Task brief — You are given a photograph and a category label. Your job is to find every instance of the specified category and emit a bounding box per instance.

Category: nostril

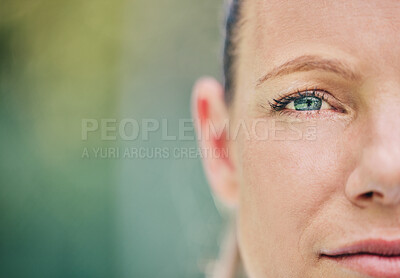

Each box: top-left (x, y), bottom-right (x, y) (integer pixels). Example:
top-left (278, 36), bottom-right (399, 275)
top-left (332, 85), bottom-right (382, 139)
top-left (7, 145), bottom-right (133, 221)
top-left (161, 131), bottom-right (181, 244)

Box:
top-left (360, 191), bottom-right (374, 199)
top-left (359, 191), bottom-right (385, 201)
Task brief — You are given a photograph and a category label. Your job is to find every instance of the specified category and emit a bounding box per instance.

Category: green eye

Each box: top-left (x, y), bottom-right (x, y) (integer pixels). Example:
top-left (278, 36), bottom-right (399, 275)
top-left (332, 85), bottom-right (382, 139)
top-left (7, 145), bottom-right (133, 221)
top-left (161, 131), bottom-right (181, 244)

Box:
top-left (270, 90), bottom-right (333, 112)
top-left (293, 96), bottom-right (322, 111)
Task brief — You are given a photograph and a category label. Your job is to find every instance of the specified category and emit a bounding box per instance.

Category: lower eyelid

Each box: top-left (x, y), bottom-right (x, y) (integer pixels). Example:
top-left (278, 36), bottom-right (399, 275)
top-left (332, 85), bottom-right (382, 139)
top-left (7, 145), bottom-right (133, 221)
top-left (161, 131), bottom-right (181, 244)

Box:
top-left (277, 109), bottom-right (341, 120)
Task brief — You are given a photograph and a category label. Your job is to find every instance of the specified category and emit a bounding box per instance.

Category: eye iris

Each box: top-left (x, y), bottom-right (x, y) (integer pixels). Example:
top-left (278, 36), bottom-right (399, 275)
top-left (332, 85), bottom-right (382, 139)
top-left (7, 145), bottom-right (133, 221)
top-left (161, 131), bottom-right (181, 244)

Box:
top-left (294, 96), bottom-right (322, 111)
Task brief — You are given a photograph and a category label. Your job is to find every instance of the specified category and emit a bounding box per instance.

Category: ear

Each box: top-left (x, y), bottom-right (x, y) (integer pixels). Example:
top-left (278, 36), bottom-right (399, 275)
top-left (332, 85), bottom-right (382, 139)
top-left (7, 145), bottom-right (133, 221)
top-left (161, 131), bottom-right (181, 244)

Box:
top-left (191, 77), bottom-right (238, 207)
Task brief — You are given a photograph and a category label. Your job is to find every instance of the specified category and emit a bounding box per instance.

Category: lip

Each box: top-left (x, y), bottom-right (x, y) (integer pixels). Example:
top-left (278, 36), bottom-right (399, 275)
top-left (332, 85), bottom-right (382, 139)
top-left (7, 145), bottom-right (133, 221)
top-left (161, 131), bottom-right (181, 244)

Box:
top-left (320, 239), bottom-right (400, 278)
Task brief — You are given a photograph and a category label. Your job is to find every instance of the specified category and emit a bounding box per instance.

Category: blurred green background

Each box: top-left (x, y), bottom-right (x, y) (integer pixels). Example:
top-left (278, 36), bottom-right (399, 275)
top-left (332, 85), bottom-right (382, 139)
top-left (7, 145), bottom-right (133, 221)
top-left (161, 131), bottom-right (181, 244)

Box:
top-left (0, 0), bottom-right (224, 277)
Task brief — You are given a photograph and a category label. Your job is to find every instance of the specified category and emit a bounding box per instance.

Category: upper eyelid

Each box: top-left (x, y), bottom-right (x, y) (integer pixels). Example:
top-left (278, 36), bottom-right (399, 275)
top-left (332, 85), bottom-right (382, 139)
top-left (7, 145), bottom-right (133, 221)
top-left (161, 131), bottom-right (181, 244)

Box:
top-left (289, 89), bottom-right (328, 99)
top-left (256, 55), bottom-right (362, 87)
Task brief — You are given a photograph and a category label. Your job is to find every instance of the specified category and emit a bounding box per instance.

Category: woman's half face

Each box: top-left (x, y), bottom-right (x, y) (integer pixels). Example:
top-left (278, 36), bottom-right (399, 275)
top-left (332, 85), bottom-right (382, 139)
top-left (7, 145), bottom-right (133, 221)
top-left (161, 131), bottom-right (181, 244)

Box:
top-left (194, 0), bottom-right (400, 277)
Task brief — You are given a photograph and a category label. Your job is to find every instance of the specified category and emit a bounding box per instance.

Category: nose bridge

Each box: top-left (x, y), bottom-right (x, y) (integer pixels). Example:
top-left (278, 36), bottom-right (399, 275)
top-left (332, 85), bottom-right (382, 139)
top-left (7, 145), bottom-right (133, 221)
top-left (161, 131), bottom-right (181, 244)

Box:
top-left (345, 89), bottom-right (400, 207)
top-left (364, 95), bottom-right (400, 184)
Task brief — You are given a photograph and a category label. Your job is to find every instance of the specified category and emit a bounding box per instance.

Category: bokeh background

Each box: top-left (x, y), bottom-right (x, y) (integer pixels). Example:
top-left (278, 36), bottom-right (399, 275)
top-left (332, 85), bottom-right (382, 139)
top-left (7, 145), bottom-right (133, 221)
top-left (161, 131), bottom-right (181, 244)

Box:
top-left (0, 0), bottom-right (226, 277)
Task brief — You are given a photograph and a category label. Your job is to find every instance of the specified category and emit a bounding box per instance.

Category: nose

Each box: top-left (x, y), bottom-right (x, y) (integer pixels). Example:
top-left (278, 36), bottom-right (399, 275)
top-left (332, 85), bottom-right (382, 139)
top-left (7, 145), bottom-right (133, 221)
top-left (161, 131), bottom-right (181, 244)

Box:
top-left (345, 100), bottom-right (400, 208)
top-left (346, 156), bottom-right (400, 207)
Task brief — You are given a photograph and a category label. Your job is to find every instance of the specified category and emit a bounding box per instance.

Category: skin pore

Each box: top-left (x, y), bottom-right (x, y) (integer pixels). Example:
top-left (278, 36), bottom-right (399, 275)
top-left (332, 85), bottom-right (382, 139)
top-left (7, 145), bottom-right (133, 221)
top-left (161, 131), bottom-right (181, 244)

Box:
top-left (192, 0), bottom-right (400, 277)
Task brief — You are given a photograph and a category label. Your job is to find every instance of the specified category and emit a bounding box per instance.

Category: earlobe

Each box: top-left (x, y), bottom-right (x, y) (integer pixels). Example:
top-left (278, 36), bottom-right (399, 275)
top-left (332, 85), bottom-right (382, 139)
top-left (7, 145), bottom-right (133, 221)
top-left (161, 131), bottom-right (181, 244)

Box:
top-left (192, 77), bottom-right (238, 207)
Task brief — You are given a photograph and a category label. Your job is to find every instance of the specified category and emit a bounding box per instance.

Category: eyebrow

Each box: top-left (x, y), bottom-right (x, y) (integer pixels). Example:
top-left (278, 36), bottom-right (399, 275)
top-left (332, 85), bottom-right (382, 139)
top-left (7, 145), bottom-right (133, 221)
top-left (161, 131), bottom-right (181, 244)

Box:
top-left (256, 55), bottom-right (361, 86)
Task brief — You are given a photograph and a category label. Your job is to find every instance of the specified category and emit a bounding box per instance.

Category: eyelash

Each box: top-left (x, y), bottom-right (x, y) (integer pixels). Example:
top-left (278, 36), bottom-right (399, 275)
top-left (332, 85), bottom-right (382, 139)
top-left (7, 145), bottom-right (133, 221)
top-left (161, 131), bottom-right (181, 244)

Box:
top-left (269, 88), bottom-right (330, 111)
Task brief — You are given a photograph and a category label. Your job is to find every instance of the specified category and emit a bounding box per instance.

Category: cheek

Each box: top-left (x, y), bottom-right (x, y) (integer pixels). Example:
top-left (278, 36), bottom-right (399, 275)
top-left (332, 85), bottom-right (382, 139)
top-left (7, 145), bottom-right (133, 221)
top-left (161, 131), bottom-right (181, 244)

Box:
top-left (237, 120), bottom-right (353, 277)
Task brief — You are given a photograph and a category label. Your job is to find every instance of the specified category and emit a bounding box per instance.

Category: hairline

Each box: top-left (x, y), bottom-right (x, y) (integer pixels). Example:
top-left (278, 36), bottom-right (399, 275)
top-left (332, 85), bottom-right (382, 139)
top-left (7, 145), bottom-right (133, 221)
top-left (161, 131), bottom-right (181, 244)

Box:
top-left (223, 0), bottom-right (242, 105)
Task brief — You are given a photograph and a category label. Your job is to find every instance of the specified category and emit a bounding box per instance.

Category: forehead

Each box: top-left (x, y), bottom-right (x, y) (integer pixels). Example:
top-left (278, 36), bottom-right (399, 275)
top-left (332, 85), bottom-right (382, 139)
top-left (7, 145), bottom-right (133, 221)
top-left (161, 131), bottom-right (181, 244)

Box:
top-left (239, 0), bottom-right (400, 85)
